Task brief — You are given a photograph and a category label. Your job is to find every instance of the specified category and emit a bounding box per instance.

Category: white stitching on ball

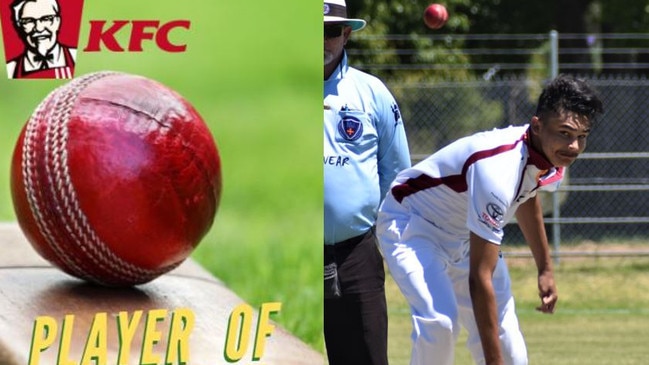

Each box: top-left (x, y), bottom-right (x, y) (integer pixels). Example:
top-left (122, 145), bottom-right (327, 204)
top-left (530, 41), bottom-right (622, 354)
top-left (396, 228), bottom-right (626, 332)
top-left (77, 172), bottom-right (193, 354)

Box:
top-left (23, 71), bottom-right (176, 285)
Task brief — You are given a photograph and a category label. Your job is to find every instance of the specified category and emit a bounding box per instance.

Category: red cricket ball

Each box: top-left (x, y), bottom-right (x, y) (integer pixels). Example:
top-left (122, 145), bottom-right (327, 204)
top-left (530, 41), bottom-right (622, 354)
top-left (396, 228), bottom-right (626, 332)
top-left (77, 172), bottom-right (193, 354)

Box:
top-left (10, 71), bottom-right (222, 286)
top-left (424, 3), bottom-right (448, 30)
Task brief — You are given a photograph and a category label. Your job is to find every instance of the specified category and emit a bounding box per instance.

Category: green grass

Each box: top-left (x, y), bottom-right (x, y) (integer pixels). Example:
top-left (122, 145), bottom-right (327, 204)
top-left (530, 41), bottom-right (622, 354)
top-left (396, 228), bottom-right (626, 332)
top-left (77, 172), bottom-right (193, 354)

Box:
top-left (0, 0), bottom-right (323, 353)
top-left (386, 250), bottom-right (649, 364)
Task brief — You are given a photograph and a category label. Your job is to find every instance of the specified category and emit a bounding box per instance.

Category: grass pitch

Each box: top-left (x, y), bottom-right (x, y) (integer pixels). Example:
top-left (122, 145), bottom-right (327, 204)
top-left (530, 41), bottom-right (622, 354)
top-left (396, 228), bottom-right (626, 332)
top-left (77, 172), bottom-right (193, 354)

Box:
top-left (386, 244), bottom-right (649, 364)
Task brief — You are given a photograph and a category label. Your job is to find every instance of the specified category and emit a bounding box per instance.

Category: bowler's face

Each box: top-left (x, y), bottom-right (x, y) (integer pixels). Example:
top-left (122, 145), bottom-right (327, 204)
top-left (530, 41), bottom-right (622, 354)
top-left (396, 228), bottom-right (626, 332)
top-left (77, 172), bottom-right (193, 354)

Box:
top-left (531, 111), bottom-right (591, 167)
top-left (18, 0), bottom-right (60, 55)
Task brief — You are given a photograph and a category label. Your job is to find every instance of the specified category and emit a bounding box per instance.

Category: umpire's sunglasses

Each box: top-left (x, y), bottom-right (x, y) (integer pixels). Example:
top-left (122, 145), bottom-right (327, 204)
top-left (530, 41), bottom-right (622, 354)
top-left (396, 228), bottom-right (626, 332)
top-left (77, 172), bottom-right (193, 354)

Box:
top-left (324, 25), bottom-right (344, 39)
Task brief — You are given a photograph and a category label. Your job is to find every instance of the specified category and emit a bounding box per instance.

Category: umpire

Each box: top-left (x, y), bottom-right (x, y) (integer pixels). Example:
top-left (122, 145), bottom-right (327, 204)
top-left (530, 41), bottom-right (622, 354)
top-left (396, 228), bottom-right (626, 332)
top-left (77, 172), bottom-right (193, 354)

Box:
top-left (324, 1), bottom-right (411, 363)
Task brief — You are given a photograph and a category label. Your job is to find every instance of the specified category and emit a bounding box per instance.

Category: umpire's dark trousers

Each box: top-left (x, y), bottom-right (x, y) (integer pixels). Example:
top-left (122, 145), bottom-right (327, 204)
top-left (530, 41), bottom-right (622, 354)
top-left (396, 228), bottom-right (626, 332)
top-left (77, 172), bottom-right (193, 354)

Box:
top-left (324, 228), bottom-right (388, 365)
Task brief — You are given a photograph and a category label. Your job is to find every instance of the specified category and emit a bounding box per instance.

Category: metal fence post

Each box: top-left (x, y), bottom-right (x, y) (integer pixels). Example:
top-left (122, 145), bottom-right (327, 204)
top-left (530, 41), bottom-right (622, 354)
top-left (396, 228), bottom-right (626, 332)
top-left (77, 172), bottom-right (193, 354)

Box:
top-left (350, 32), bottom-right (649, 260)
top-left (550, 30), bottom-right (559, 79)
top-left (549, 30), bottom-right (561, 264)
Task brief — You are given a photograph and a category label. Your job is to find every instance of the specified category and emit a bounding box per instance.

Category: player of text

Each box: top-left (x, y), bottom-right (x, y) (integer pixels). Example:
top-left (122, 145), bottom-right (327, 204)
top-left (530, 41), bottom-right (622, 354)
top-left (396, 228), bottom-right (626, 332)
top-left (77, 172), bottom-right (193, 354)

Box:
top-left (27, 303), bottom-right (282, 365)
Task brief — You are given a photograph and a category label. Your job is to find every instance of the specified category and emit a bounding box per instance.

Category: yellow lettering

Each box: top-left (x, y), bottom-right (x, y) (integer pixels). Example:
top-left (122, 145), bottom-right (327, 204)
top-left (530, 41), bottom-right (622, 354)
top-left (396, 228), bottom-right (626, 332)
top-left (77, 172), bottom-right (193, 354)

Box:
top-left (116, 310), bottom-right (143, 365)
top-left (140, 309), bottom-right (167, 365)
top-left (224, 304), bottom-right (254, 362)
top-left (28, 316), bottom-right (58, 365)
top-left (253, 302), bottom-right (282, 360)
top-left (57, 314), bottom-right (77, 365)
top-left (80, 312), bottom-right (107, 365)
top-left (28, 308), bottom-right (193, 365)
top-left (165, 308), bottom-right (194, 365)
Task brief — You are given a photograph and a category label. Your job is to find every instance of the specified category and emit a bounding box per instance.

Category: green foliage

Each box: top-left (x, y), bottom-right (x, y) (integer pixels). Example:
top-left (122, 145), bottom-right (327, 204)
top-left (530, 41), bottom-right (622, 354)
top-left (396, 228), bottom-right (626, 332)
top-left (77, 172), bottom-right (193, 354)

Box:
top-left (391, 82), bottom-right (503, 155)
top-left (347, 0), bottom-right (649, 81)
top-left (350, 0), bottom-right (649, 36)
top-left (347, 0), bottom-right (473, 82)
top-left (600, 0), bottom-right (649, 33)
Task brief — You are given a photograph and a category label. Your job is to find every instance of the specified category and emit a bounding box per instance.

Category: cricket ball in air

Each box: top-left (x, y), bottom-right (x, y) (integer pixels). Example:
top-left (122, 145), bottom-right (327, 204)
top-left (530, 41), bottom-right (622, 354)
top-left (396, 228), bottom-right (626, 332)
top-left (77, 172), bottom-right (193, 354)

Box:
top-left (10, 71), bottom-right (222, 286)
top-left (424, 3), bottom-right (448, 30)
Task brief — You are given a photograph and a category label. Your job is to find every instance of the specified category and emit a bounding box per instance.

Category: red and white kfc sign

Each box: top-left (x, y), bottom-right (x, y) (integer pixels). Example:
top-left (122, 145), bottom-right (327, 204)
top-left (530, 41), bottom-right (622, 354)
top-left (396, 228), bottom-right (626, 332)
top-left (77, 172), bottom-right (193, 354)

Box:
top-left (0, 0), bottom-right (190, 79)
top-left (84, 20), bottom-right (190, 52)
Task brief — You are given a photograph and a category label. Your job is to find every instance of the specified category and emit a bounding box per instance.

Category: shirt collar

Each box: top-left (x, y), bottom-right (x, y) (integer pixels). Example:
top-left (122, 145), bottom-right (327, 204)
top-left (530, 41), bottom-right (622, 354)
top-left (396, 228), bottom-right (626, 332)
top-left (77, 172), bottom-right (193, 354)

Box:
top-left (524, 127), bottom-right (556, 170)
top-left (326, 51), bottom-right (350, 83)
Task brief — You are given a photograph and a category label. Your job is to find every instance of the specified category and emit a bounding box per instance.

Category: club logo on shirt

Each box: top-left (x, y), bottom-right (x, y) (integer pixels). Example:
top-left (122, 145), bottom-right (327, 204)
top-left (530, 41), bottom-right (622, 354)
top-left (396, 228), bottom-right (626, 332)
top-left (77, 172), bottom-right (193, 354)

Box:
top-left (391, 103), bottom-right (401, 123)
top-left (337, 116), bottom-right (363, 141)
top-left (481, 202), bottom-right (504, 231)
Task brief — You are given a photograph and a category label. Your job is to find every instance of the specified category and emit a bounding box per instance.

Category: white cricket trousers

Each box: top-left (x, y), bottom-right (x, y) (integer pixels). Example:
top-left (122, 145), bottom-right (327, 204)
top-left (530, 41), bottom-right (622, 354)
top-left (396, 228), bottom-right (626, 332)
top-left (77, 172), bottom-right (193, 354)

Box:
top-left (377, 192), bottom-right (528, 365)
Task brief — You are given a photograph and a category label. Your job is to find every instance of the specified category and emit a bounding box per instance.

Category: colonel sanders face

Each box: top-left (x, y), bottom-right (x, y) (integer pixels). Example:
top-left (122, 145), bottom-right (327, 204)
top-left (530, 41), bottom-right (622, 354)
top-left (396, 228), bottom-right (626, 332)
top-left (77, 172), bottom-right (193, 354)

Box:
top-left (15, 0), bottom-right (61, 56)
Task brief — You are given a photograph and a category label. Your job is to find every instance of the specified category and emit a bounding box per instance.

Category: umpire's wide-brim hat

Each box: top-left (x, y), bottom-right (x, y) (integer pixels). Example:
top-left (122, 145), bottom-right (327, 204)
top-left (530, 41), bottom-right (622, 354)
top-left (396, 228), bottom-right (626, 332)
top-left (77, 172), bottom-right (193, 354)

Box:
top-left (324, 0), bottom-right (366, 31)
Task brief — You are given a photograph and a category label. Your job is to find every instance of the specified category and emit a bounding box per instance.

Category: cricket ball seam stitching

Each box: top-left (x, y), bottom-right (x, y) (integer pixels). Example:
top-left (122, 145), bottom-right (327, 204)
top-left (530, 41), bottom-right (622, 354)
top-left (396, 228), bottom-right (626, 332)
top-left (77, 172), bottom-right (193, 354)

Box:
top-left (52, 71), bottom-right (159, 283)
top-left (49, 72), bottom-right (125, 282)
top-left (23, 87), bottom-right (88, 279)
top-left (24, 71), bottom-right (164, 284)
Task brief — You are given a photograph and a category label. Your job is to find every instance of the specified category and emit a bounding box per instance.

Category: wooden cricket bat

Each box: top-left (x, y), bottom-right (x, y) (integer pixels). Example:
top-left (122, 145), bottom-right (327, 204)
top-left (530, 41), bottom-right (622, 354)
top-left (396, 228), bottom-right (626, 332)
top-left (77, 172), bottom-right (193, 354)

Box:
top-left (0, 222), bottom-right (323, 365)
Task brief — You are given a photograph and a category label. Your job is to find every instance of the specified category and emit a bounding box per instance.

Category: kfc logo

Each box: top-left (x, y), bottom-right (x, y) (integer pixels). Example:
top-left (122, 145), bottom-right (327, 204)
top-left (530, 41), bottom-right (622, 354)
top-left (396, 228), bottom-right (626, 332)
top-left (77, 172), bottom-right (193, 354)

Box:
top-left (84, 20), bottom-right (190, 52)
top-left (1, 0), bottom-right (82, 79)
top-left (1, 0), bottom-right (190, 80)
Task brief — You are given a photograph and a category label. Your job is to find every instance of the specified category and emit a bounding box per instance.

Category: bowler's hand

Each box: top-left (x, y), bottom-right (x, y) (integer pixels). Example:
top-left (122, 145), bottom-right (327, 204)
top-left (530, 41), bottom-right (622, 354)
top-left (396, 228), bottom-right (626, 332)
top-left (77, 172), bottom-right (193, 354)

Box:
top-left (535, 270), bottom-right (557, 313)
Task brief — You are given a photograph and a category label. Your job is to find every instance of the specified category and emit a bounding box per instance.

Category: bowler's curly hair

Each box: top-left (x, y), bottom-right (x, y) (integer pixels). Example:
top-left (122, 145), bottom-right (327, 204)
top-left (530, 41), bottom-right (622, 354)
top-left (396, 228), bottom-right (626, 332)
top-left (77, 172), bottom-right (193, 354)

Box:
top-left (535, 74), bottom-right (604, 123)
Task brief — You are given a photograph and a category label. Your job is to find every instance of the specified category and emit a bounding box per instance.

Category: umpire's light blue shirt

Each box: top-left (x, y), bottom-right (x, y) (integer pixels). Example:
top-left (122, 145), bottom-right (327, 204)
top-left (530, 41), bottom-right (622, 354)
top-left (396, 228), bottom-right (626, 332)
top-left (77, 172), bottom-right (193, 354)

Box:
top-left (324, 52), bottom-right (411, 245)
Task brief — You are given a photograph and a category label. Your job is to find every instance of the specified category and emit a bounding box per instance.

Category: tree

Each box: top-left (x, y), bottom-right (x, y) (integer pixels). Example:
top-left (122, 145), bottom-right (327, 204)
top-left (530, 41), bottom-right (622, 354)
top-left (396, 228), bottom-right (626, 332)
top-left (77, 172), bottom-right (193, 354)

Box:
top-left (346, 0), bottom-right (649, 78)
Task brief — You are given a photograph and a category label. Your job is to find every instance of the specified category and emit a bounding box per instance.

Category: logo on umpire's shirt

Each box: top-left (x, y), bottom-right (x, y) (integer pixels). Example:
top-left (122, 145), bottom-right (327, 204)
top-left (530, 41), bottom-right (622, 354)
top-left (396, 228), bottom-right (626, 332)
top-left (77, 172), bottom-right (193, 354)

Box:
top-left (391, 103), bottom-right (401, 123)
top-left (338, 116), bottom-right (363, 141)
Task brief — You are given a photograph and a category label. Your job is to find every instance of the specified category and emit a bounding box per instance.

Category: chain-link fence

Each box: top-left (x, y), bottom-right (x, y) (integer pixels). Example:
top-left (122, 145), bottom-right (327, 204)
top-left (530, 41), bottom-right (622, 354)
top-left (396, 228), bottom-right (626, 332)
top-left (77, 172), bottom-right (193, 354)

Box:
top-left (348, 32), bottom-right (649, 253)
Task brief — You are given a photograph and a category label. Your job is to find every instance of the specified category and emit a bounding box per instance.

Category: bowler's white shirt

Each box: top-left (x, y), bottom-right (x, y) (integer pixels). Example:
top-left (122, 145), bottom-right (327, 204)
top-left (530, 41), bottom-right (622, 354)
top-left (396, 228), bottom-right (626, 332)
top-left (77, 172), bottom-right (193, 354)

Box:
top-left (388, 124), bottom-right (563, 245)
